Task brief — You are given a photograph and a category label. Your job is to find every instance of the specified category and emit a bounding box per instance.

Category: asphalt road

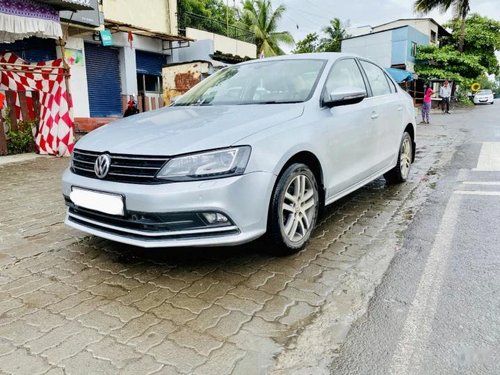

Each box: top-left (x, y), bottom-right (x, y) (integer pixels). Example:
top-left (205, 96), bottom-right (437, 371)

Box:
top-left (329, 101), bottom-right (500, 375)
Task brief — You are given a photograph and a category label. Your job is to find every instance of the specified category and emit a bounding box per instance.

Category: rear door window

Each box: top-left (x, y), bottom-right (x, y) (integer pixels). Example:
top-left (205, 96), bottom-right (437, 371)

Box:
top-left (360, 61), bottom-right (392, 96)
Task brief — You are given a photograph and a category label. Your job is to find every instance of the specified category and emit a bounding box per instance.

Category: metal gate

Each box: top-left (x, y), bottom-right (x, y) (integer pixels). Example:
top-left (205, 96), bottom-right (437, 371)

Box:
top-left (84, 43), bottom-right (121, 117)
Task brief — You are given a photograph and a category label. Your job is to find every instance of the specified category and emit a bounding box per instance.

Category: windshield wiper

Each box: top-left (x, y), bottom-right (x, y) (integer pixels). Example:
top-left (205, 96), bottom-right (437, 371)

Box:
top-left (253, 100), bottom-right (303, 104)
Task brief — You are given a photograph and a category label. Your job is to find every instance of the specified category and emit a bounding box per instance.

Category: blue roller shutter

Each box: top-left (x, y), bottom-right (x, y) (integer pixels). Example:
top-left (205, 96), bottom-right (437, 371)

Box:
top-left (84, 43), bottom-right (121, 117)
top-left (136, 50), bottom-right (166, 76)
top-left (0, 37), bottom-right (56, 62)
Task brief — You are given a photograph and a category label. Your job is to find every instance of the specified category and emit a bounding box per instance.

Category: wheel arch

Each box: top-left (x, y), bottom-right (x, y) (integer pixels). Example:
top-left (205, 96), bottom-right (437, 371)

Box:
top-left (276, 151), bottom-right (325, 208)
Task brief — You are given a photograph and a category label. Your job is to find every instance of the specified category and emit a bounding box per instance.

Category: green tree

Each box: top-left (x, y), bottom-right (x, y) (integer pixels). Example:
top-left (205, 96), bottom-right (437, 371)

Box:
top-left (318, 18), bottom-right (349, 52)
top-left (474, 75), bottom-right (493, 90)
top-left (415, 13), bottom-right (500, 94)
top-left (177, 0), bottom-right (237, 36)
top-left (414, 0), bottom-right (470, 52)
top-left (292, 32), bottom-right (320, 54)
top-left (239, 0), bottom-right (294, 56)
top-left (415, 44), bottom-right (485, 86)
top-left (445, 14), bottom-right (500, 75)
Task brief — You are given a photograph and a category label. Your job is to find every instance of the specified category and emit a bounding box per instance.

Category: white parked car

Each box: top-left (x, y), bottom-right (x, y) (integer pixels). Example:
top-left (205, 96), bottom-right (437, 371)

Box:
top-left (63, 53), bottom-right (416, 255)
top-left (473, 89), bottom-right (494, 105)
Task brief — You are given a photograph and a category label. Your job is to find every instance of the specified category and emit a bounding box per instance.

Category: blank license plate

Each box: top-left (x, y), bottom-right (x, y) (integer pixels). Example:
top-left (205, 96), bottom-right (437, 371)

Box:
top-left (70, 187), bottom-right (124, 216)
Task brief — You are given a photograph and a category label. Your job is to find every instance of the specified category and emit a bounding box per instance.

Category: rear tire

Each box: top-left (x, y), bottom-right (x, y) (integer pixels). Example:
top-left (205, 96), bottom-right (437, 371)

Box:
top-left (266, 163), bottom-right (319, 256)
top-left (384, 131), bottom-right (413, 184)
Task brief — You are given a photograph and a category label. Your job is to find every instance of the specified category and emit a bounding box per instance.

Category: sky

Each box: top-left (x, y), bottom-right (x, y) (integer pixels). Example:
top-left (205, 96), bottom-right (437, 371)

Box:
top-left (277, 0), bottom-right (500, 49)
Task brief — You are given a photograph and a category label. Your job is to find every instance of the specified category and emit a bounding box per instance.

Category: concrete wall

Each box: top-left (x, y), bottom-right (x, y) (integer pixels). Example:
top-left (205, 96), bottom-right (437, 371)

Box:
top-left (373, 20), bottom-right (439, 45)
top-left (391, 28), bottom-right (408, 66)
top-left (342, 25), bottom-right (429, 72)
top-left (186, 28), bottom-right (256, 58)
top-left (341, 30), bottom-right (392, 68)
top-left (162, 61), bottom-right (214, 105)
top-left (103, 0), bottom-right (177, 35)
top-left (405, 26), bottom-right (429, 64)
top-left (59, 37), bottom-right (90, 117)
top-left (178, 40), bottom-right (214, 62)
top-left (390, 26), bottom-right (429, 69)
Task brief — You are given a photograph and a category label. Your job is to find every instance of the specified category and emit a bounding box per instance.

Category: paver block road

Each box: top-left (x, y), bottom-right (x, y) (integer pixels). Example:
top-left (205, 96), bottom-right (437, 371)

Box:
top-left (0, 119), bottom-right (463, 374)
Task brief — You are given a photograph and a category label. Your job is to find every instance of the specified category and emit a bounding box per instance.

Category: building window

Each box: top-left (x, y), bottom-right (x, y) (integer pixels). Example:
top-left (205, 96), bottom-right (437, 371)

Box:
top-left (411, 42), bottom-right (417, 57)
top-left (137, 74), bottom-right (162, 93)
top-left (431, 30), bottom-right (437, 43)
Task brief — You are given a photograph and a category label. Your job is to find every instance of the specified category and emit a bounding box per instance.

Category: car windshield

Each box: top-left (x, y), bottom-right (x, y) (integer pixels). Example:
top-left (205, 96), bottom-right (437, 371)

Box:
top-left (477, 90), bottom-right (492, 95)
top-left (174, 59), bottom-right (326, 106)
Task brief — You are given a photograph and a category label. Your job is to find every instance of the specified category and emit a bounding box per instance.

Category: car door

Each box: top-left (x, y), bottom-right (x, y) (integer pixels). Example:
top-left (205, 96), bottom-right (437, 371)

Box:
top-left (359, 60), bottom-right (403, 170)
top-left (319, 58), bottom-right (380, 199)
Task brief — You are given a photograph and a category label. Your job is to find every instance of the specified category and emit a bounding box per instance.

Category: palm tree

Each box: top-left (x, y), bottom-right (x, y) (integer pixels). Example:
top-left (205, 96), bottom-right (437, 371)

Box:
top-left (414, 0), bottom-right (470, 52)
top-left (239, 0), bottom-right (294, 56)
top-left (319, 18), bottom-right (349, 52)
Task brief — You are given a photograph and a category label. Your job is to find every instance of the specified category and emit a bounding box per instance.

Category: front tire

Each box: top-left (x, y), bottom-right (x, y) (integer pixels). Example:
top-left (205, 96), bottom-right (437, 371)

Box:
top-left (267, 163), bottom-right (319, 256)
top-left (384, 131), bottom-right (413, 184)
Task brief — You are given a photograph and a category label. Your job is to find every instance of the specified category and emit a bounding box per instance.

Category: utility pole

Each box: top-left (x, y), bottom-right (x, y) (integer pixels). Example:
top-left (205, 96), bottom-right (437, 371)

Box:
top-left (226, 0), bottom-right (229, 36)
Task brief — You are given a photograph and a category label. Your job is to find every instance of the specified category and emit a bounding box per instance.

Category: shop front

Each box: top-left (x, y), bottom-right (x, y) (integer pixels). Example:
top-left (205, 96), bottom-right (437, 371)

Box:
top-left (0, 0), bottom-right (92, 156)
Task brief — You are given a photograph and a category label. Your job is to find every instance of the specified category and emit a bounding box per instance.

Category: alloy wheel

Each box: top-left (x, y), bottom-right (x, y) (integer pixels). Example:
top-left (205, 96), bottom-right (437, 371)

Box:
top-left (281, 174), bottom-right (316, 242)
top-left (400, 136), bottom-right (412, 179)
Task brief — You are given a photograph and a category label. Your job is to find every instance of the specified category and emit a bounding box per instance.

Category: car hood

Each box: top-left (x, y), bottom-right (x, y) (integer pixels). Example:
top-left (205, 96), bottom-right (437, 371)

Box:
top-left (76, 104), bottom-right (304, 155)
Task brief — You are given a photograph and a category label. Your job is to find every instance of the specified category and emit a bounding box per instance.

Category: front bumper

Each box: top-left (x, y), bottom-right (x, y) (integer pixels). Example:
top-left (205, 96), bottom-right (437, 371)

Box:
top-left (62, 169), bottom-right (276, 247)
top-left (474, 97), bottom-right (493, 104)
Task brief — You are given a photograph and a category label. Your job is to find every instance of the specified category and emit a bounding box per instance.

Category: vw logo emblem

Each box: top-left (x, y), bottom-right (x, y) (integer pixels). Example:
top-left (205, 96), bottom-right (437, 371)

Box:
top-left (94, 154), bottom-right (111, 179)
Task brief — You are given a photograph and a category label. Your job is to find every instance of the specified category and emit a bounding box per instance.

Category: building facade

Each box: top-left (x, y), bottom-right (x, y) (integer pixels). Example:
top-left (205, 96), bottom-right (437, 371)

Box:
top-left (2, 0), bottom-right (256, 132)
top-left (342, 18), bottom-right (449, 73)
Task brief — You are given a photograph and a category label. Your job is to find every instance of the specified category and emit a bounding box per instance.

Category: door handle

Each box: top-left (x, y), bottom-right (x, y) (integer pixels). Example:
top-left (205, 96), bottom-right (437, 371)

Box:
top-left (371, 112), bottom-right (379, 119)
top-left (397, 106), bottom-right (403, 111)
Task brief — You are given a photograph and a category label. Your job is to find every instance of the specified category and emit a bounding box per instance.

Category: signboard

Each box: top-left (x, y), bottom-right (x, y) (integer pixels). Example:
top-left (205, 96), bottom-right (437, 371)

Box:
top-left (100, 30), bottom-right (113, 47)
top-left (60, 0), bottom-right (101, 27)
top-left (64, 48), bottom-right (84, 66)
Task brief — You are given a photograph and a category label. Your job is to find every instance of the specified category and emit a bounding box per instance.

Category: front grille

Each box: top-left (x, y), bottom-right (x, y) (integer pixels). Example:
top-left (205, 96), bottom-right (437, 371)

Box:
top-left (71, 149), bottom-right (169, 184)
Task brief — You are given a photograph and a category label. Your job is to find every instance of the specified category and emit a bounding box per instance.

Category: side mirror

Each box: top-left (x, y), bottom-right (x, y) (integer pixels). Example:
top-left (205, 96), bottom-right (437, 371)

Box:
top-left (323, 87), bottom-right (366, 108)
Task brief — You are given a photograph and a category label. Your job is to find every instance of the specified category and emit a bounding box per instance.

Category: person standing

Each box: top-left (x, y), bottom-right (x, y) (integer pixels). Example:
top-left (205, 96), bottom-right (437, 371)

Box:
top-left (422, 85), bottom-right (433, 124)
top-left (123, 95), bottom-right (139, 117)
top-left (439, 80), bottom-right (451, 113)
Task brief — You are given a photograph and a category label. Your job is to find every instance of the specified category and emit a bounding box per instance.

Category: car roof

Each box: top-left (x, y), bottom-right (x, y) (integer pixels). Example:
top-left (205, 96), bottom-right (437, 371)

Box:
top-left (239, 52), bottom-right (363, 66)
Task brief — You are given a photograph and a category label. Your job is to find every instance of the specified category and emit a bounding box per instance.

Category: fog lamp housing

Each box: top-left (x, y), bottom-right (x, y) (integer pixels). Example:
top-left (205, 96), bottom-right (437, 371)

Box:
top-left (200, 212), bottom-right (231, 226)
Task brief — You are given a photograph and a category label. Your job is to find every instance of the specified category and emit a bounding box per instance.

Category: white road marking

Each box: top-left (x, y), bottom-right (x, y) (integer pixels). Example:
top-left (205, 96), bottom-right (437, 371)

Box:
top-left (389, 194), bottom-right (462, 375)
top-left (474, 142), bottom-right (500, 171)
top-left (454, 190), bottom-right (500, 196)
top-left (462, 181), bottom-right (500, 186)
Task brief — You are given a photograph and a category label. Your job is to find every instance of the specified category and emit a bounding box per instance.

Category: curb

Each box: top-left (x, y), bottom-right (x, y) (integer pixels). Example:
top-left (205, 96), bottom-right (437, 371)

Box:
top-left (0, 153), bottom-right (47, 166)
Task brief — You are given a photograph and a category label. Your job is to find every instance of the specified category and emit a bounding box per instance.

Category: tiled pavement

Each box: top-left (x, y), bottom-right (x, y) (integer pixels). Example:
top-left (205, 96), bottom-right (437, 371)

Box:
top-left (0, 120), bottom-right (464, 375)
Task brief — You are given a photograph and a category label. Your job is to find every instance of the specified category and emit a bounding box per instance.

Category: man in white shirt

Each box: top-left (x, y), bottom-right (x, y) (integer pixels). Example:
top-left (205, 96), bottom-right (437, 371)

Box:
top-left (439, 80), bottom-right (452, 113)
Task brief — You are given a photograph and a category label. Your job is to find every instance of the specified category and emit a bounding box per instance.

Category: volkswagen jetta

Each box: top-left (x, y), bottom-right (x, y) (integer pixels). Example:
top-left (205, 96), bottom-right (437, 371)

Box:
top-left (62, 53), bottom-right (416, 255)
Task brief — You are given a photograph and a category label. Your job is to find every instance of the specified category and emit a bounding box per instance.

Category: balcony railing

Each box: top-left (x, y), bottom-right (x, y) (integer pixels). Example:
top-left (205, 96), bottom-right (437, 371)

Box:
top-left (178, 11), bottom-right (255, 44)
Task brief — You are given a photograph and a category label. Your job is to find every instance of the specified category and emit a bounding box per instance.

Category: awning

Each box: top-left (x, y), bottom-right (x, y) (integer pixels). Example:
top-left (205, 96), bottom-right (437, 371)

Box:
top-left (105, 19), bottom-right (193, 43)
top-left (385, 68), bottom-right (414, 83)
top-left (36, 0), bottom-right (94, 11)
top-left (0, 0), bottom-right (63, 43)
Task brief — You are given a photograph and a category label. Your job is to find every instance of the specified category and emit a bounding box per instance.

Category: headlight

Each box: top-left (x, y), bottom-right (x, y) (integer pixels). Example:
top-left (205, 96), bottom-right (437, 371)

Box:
top-left (156, 146), bottom-right (251, 181)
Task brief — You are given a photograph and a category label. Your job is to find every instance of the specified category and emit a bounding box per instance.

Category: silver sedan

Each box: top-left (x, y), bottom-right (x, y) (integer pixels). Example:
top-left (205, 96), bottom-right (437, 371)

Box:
top-left (62, 53), bottom-right (416, 255)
